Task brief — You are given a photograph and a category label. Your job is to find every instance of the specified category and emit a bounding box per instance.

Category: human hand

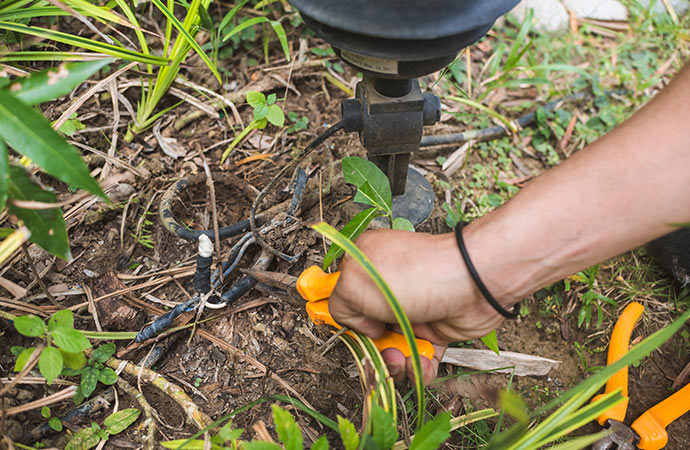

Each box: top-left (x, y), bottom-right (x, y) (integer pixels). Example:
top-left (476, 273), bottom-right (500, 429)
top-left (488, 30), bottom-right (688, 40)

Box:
top-left (328, 228), bottom-right (505, 385)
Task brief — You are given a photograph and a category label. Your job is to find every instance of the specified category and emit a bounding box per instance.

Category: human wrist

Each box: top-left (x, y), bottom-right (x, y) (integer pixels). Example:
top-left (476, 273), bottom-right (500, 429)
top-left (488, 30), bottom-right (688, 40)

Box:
top-left (456, 221), bottom-right (524, 311)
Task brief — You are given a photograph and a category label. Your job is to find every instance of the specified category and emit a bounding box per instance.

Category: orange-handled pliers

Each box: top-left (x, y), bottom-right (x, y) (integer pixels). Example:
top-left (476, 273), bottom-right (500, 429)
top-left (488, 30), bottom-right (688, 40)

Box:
top-left (592, 302), bottom-right (690, 450)
top-left (246, 266), bottom-right (435, 359)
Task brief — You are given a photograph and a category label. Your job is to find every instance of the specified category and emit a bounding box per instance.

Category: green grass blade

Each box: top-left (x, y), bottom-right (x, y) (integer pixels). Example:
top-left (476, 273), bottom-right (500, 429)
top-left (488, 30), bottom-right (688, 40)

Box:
top-left (222, 16), bottom-right (269, 42)
top-left (0, 90), bottom-right (106, 199)
top-left (0, 7), bottom-right (70, 20)
top-left (217, 0), bottom-right (250, 33)
top-left (504, 8), bottom-right (533, 72)
top-left (530, 391), bottom-right (623, 448)
top-left (0, 21), bottom-right (168, 65)
top-left (445, 95), bottom-right (517, 132)
top-left (0, 51), bottom-right (111, 62)
top-left (62, 0), bottom-right (129, 26)
top-left (8, 58), bottom-right (113, 105)
top-left (311, 222), bottom-right (426, 431)
top-left (150, 0), bottom-right (220, 84)
top-left (113, 0), bottom-right (150, 72)
top-left (269, 19), bottom-right (290, 61)
top-left (540, 431), bottom-right (609, 450)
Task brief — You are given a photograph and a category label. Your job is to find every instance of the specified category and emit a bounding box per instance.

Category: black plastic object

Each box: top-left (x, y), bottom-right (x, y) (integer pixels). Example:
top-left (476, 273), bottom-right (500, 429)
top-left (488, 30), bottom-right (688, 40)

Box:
top-left (649, 228), bottom-right (690, 288)
top-left (288, 0), bottom-right (519, 78)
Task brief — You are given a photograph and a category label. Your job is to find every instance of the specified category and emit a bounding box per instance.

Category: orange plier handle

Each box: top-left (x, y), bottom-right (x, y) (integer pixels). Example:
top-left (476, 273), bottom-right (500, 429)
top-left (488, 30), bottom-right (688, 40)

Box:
top-left (592, 302), bottom-right (645, 425)
top-left (297, 266), bottom-right (436, 360)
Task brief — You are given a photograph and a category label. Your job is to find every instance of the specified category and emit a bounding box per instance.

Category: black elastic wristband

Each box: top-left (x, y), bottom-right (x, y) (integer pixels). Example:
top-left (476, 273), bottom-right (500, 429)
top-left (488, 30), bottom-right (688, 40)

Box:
top-left (454, 222), bottom-right (519, 319)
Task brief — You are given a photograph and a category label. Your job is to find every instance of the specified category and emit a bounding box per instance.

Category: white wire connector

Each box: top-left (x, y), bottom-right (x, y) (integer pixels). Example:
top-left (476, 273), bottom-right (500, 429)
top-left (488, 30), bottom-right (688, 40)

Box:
top-left (198, 234), bottom-right (214, 258)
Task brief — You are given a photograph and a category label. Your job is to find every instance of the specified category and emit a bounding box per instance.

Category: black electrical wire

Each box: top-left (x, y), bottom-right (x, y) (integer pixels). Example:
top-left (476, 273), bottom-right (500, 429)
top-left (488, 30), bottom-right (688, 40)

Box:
top-left (249, 120), bottom-right (345, 262)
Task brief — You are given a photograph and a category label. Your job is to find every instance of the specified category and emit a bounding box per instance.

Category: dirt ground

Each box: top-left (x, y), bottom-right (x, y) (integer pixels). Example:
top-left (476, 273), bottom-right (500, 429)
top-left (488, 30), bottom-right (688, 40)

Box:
top-left (2, 35), bottom-right (690, 449)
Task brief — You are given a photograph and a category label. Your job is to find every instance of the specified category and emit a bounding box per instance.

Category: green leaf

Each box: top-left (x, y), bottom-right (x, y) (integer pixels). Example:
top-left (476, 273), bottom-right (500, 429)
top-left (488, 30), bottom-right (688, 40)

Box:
top-left (0, 139), bottom-right (7, 212)
top-left (266, 104), bottom-right (284, 127)
top-left (61, 350), bottom-right (87, 370)
top-left (356, 181), bottom-right (385, 211)
top-left (311, 436), bottom-right (329, 450)
top-left (341, 157), bottom-right (392, 214)
top-left (480, 330), bottom-right (500, 356)
top-left (41, 406), bottom-right (51, 419)
top-left (51, 327), bottom-right (91, 353)
top-left (48, 309), bottom-right (74, 331)
top-left (14, 347), bottom-right (36, 372)
top-left (409, 412), bottom-right (451, 450)
top-left (65, 426), bottom-right (101, 450)
top-left (371, 403), bottom-right (398, 449)
top-left (10, 346), bottom-right (25, 357)
top-left (338, 416), bottom-right (359, 450)
top-left (39, 346), bottom-right (63, 384)
top-left (4, 59), bottom-right (113, 106)
top-left (253, 103), bottom-right (268, 120)
top-left (323, 207), bottom-right (380, 270)
top-left (266, 93), bottom-right (276, 105)
top-left (49, 417), bottom-right (63, 432)
top-left (246, 91), bottom-right (266, 108)
top-left (255, 118), bottom-right (268, 129)
top-left (241, 442), bottom-right (282, 450)
top-left (272, 405), bottom-right (303, 450)
top-left (80, 366), bottom-right (100, 397)
top-left (92, 343), bottom-right (116, 363)
top-left (7, 166), bottom-right (70, 259)
top-left (14, 314), bottom-right (46, 337)
top-left (98, 367), bottom-right (118, 385)
top-left (392, 217), bottom-right (414, 232)
top-left (104, 408), bottom-right (141, 435)
top-left (0, 92), bottom-right (105, 198)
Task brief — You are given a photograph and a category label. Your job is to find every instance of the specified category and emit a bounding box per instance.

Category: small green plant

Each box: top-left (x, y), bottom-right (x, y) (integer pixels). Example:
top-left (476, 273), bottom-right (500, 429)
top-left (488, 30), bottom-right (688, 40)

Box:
top-left (65, 343), bottom-right (119, 403)
top-left (132, 209), bottom-right (156, 249)
top-left (322, 157), bottom-right (414, 270)
top-left (571, 265), bottom-right (617, 329)
top-left (286, 111), bottom-right (309, 134)
top-left (13, 310), bottom-right (91, 384)
top-left (221, 91), bottom-right (285, 163)
top-left (12, 310), bottom-right (118, 400)
top-left (65, 408), bottom-right (141, 450)
top-left (41, 406), bottom-right (63, 432)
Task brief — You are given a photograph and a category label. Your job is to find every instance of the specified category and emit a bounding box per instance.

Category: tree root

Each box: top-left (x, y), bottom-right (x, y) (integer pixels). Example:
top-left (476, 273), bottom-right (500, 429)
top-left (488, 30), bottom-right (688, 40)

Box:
top-left (104, 356), bottom-right (212, 430)
top-left (116, 377), bottom-right (156, 450)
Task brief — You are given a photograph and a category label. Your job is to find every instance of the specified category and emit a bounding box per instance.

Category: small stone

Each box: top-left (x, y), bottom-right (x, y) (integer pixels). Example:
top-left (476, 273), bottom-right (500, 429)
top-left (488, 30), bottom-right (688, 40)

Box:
top-left (637, 0), bottom-right (690, 16)
top-left (510, 0), bottom-right (570, 33)
top-left (4, 418), bottom-right (23, 441)
top-left (564, 0), bottom-right (628, 21)
top-left (109, 183), bottom-right (136, 202)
